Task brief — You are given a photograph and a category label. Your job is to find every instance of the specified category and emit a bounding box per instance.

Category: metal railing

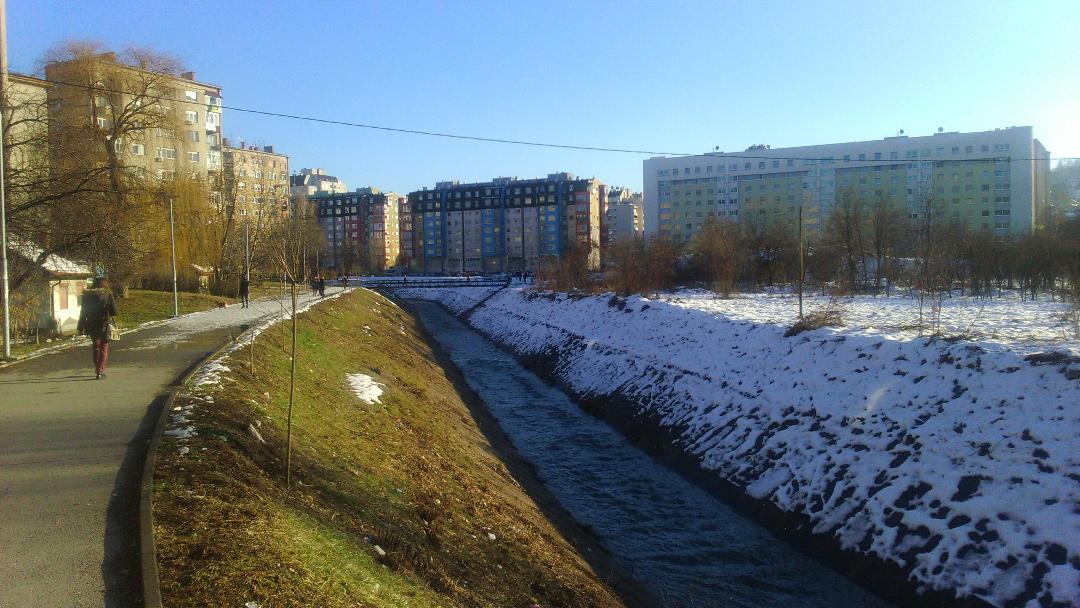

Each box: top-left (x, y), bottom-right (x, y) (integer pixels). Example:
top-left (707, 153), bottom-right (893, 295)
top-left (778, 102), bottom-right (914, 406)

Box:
top-left (360, 277), bottom-right (511, 289)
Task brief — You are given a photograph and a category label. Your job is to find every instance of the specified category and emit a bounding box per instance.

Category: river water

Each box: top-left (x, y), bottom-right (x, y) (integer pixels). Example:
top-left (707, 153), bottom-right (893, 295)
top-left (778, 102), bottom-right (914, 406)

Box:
top-left (413, 302), bottom-right (889, 608)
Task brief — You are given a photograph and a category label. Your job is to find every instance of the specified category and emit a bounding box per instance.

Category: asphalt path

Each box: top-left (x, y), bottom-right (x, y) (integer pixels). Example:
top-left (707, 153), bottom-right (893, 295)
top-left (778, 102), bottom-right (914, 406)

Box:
top-left (0, 292), bottom-right (325, 608)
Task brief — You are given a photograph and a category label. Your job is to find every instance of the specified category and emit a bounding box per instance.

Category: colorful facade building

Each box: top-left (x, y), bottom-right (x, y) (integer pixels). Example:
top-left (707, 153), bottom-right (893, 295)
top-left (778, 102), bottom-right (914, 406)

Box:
top-left (312, 188), bottom-right (400, 274)
top-left (397, 197), bottom-right (414, 269)
top-left (643, 127), bottom-right (1051, 243)
top-left (407, 173), bottom-right (603, 274)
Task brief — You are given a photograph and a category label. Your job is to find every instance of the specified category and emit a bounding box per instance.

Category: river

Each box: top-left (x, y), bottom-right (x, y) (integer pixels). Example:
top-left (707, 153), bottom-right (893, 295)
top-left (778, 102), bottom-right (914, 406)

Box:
top-left (413, 301), bottom-right (890, 608)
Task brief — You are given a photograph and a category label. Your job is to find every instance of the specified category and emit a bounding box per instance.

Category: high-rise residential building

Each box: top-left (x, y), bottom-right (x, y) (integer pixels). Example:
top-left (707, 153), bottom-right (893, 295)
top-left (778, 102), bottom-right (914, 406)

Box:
top-left (607, 197), bottom-right (645, 243)
top-left (397, 197), bottom-right (414, 269)
top-left (312, 188), bottom-right (400, 273)
top-left (45, 55), bottom-right (224, 187)
top-left (604, 188), bottom-right (644, 243)
top-left (223, 141), bottom-right (290, 220)
top-left (643, 127), bottom-right (1051, 243)
top-left (8, 74), bottom-right (50, 177)
top-left (407, 173), bottom-right (604, 275)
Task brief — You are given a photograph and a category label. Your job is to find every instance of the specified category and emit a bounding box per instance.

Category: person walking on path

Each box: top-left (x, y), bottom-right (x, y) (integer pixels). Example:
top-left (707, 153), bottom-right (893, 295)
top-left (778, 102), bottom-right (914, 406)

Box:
top-left (239, 276), bottom-right (250, 308)
top-left (76, 277), bottom-right (118, 380)
top-left (318, 275), bottom-right (326, 297)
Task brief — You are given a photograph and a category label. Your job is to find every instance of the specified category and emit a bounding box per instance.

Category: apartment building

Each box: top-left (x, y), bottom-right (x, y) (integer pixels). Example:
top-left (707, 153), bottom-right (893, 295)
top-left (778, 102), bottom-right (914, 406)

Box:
top-left (643, 127), bottom-right (1051, 243)
top-left (7, 74), bottom-right (50, 187)
top-left (407, 173), bottom-right (604, 274)
top-left (290, 167), bottom-right (349, 198)
top-left (605, 188), bottom-right (644, 242)
top-left (607, 198), bottom-right (644, 242)
top-left (397, 197), bottom-right (414, 269)
top-left (45, 55), bottom-right (224, 186)
top-left (223, 141), bottom-right (290, 219)
top-left (312, 188), bottom-right (400, 273)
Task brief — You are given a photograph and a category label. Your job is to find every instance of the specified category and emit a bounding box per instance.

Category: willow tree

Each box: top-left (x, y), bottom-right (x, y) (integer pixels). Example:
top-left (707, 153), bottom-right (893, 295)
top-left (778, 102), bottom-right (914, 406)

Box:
top-left (42, 41), bottom-right (189, 285)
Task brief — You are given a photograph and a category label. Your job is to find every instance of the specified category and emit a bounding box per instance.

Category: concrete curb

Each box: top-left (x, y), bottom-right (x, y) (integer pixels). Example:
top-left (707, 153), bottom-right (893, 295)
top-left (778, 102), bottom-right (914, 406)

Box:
top-left (138, 334), bottom-right (242, 608)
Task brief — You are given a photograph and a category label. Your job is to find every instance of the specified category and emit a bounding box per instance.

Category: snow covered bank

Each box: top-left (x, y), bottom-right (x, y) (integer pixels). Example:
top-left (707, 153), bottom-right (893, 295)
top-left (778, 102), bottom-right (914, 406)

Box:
top-left (408, 287), bottom-right (1079, 608)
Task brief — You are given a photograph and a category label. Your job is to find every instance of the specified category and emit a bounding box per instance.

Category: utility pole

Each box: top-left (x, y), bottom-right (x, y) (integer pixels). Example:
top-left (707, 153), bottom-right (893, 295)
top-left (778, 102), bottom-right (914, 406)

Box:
top-left (168, 197), bottom-right (179, 317)
top-left (244, 221), bottom-right (250, 281)
top-left (460, 208), bottom-right (465, 276)
top-left (798, 205), bottom-right (804, 319)
top-left (0, 0), bottom-right (11, 359)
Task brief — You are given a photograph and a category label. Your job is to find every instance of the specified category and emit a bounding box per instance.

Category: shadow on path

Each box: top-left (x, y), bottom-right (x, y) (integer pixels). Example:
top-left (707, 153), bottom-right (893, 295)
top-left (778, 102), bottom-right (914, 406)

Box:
top-left (101, 393), bottom-right (170, 608)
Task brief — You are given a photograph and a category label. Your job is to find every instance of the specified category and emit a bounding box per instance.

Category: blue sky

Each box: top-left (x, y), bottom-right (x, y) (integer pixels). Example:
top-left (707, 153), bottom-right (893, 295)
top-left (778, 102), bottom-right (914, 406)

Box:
top-left (10, 0), bottom-right (1079, 194)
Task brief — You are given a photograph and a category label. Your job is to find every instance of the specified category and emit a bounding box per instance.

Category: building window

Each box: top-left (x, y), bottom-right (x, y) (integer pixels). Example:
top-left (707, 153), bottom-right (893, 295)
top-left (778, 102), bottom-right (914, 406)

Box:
top-left (156, 147), bottom-right (177, 160)
top-left (187, 151), bottom-right (199, 163)
top-left (129, 143), bottom-right (145, 156)
top-left (184, 90), bottom-right (197, 101)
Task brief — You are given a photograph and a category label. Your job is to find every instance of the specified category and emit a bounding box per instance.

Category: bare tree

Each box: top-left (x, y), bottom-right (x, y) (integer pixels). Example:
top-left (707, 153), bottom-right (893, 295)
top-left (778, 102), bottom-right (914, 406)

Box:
top-left (867, 193), bottom-right (907, 294)
top-left (824, 188), bottom-right (868, 294)
top-left (690, 218), bottom-right (745, 297)
top-left (42, 42), bottom-right (190, 285)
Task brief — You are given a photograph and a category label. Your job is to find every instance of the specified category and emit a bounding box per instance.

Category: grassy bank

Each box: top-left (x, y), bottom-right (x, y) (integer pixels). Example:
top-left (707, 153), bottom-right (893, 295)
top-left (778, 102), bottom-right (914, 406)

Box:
top-left (152, 289), bottom-right (628, 608)
top-left (115, 289), bottom-right (237, 327)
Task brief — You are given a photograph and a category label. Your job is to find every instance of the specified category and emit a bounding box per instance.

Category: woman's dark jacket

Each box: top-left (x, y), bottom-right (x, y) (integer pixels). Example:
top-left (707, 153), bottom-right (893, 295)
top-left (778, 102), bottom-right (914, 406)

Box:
top-left (77, 288), bottom-right (118, 341)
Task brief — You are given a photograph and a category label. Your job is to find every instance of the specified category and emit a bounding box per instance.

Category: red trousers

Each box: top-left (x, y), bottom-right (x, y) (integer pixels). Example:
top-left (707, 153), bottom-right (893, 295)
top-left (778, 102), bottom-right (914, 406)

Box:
top-left (92, 337), bottom-right (110, 375)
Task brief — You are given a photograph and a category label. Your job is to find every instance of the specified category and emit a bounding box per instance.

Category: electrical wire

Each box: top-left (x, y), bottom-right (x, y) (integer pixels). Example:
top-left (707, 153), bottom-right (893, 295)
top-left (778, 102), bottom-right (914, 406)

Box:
top-left (35, 75), bottom-right (1080, 163)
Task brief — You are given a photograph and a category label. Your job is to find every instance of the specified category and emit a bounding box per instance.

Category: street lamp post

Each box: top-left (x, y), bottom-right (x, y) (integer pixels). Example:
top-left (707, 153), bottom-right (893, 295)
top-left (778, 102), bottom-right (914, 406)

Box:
top-left (168, 197), bottom-right (179, 317)
top-left (0, 0), bottom-right (11, 359)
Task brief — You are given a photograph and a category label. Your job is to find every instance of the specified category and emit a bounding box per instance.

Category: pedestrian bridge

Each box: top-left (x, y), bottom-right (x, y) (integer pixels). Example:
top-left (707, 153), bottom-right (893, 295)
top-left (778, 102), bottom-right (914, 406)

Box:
top-left (358, 277), bottom-right (512, 289)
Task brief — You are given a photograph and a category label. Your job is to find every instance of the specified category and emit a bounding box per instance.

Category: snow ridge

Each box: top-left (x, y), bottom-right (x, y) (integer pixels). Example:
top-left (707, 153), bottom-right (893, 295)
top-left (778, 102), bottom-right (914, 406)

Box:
top-left (408, 287), bottom-right (1079, 608)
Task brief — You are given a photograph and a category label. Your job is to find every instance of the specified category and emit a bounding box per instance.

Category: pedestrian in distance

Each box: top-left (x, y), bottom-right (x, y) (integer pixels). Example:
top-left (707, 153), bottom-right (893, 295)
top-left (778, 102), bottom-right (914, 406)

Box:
top-left (310, 276), bottom-right (318, 297)
top-left (77, 276), bottom-right (119, 380)
top-left (340, 275), bottom-right (348, 291)
top-left (403, 273), bottom-right (408, 286)
top-left (239, 276), bottom-right (250, 308)
top-left (318, 275), bottom-right (326, 297)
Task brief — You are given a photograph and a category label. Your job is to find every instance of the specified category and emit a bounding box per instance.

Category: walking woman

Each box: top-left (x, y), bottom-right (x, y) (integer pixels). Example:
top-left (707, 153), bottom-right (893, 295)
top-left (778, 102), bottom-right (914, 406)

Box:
top-left (77, 277), bottom-right (118, 380)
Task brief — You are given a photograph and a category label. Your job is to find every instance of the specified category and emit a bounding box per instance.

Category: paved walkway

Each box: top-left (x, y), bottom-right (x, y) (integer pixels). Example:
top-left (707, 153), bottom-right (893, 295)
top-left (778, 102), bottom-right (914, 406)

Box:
top-left (0, 291), bottom-right (330, 607)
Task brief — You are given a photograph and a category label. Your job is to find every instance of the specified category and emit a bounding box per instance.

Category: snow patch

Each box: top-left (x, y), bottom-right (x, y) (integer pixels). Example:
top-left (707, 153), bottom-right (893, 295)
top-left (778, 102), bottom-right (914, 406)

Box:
top-left (347, 373), bottom-right (384, 404)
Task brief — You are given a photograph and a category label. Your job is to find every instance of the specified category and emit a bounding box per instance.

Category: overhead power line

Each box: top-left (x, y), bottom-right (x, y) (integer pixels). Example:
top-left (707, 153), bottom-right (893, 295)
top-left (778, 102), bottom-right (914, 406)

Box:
top-left (37, 75), bottom-right (1080, 163)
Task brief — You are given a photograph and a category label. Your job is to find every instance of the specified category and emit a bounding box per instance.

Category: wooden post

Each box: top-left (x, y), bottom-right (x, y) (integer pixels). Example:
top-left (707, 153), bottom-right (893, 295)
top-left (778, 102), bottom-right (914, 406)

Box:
top-left (285, 216), bottom-right (300, 488)
top-left (285, 277), bottom-right (296, 487)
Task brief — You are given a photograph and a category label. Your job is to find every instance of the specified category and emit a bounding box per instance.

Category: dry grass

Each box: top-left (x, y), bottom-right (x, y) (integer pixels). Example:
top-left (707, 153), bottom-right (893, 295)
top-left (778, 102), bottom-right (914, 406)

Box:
top-left (785, 299), bottom-right (845, 337)
top-left (153, 289), bottom-right (627, 608)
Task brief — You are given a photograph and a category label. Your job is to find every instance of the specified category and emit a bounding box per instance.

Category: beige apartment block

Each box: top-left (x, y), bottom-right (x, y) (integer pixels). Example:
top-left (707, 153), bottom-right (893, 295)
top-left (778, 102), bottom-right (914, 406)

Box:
top-left (6, 74), bottom-right (50, 179)
top-left (223, 141), bottom-right (290, 220)
top-left (45, 52), bottom-right (224, 191)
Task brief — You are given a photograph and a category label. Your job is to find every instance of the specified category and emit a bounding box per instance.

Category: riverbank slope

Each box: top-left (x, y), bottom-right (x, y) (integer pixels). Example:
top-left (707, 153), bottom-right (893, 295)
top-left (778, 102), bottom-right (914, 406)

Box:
top-left (402, 286), bottom-right (1079, 608)
top-left (151, 289), bottom-right (635, 608)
